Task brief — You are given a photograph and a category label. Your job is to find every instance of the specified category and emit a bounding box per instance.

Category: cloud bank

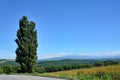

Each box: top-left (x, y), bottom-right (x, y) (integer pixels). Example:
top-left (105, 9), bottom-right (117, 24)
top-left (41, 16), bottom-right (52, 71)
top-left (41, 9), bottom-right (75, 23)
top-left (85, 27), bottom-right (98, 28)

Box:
top-left (42, 51), bottom-right (120, 59)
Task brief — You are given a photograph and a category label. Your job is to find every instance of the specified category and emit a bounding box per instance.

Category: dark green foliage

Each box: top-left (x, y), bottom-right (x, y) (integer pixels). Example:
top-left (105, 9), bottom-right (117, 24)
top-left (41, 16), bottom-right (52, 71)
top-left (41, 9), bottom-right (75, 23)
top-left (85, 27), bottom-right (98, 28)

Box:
top-left (94, 62), bottom-right (104, 67)
top-left (37, 59), bottom-right (119, 73)
top-left (3, 65), bottom-right (17, 74)
top-left (38, 59), bottom-right (99, 67)
top-left (103, 60), bottom-right (118, 66)
top-left (44, 64), bottom-right (91, 72)
top-left (94, 60), bottom-right (119, 67)
top-left (35, 66), bottom-right (45, 73)
top-left (15, 16), bottom-right (38, 73)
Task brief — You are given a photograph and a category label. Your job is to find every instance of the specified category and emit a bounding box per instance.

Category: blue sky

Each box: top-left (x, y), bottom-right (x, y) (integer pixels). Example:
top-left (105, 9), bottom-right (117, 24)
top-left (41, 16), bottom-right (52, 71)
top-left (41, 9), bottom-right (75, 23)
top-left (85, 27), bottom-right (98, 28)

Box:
top-left (0, 0), bottom-right (120, 59)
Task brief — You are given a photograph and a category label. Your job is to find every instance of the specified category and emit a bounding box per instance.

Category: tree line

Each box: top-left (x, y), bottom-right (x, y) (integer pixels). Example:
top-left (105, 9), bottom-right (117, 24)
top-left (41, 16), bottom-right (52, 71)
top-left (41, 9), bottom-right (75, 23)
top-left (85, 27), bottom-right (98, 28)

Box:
top-left (0, 60), bottom-right (118, 74)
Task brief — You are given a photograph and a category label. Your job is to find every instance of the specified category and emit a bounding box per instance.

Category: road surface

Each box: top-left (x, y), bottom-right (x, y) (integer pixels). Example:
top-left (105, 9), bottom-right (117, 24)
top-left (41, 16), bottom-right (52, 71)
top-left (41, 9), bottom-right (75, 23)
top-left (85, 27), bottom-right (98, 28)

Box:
top-left (0, 75), bottom-right (67, 80)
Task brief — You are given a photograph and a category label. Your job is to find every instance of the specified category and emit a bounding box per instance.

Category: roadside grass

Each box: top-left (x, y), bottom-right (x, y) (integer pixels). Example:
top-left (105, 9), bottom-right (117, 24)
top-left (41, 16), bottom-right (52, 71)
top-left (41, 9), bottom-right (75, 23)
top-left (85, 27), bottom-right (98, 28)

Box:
top-left (40, 64), bottom-right (120, 80)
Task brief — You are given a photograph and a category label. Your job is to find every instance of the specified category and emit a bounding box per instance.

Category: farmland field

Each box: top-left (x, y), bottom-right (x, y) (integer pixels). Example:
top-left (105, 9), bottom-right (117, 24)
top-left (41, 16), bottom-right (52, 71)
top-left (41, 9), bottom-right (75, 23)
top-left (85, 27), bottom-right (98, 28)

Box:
top-left (41, 64), bottom-right (120, 80)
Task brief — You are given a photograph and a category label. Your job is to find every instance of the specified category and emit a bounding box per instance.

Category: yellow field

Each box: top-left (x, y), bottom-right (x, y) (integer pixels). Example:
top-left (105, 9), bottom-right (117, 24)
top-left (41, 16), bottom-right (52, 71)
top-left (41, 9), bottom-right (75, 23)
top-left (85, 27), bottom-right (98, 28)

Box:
top-left (42, 64), bottom-right (120, 77)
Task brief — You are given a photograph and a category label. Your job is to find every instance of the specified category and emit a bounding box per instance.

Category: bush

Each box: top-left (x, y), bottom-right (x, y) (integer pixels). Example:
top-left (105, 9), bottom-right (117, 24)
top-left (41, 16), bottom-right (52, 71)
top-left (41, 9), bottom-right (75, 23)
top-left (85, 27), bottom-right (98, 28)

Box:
top-left (3, 65), bottom-right (17, 74)
top-left (35, 66), bottom-right (45, 73)
top-left (0, 67), bottom-right (3, 74)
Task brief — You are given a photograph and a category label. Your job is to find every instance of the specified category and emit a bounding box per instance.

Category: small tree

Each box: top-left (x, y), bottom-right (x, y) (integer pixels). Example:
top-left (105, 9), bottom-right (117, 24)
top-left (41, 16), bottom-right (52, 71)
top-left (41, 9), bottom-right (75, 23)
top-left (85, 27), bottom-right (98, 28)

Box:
top-left (15, 16), bottom-right (38, 73)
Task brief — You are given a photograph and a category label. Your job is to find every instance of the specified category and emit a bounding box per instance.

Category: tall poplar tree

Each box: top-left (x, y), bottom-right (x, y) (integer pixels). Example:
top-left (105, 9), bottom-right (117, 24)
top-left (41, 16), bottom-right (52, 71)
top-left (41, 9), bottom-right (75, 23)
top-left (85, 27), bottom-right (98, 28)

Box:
top-left (15, 16), bottom-right (38, 73)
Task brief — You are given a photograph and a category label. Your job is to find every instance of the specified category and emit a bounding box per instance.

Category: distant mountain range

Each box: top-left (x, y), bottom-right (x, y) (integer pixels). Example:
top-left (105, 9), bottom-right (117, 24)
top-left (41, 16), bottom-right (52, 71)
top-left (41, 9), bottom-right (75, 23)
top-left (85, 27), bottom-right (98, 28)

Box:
top-left (42, 54), bottom-right (120, 61)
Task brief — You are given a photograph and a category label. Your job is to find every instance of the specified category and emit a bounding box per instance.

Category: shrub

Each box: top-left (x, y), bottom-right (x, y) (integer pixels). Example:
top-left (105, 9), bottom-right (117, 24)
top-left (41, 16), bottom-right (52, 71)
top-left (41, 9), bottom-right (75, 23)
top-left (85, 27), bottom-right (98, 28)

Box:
top-left (35, 66), bottom-right (45, 73)
top-left (3, 65), bottom-right (17, 74)
top-left (0, 67), bottom-right (3, 74)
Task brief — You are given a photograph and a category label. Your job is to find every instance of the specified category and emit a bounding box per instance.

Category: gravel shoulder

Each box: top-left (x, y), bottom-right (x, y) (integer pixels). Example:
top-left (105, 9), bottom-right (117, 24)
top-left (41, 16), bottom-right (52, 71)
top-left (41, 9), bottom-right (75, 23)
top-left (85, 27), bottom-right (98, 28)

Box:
top-left (0, 75), bottom-right (67, 80)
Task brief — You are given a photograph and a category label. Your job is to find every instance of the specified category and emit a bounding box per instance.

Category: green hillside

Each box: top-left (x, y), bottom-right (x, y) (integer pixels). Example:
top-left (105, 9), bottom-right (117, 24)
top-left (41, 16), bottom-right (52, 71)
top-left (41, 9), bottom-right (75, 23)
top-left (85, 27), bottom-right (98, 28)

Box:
top-left (38, 59), bottom-right (101, 67)
top-left (0, 59), bottom-right (20, 67)
top-left (0, 59), bottom-right (120, 67)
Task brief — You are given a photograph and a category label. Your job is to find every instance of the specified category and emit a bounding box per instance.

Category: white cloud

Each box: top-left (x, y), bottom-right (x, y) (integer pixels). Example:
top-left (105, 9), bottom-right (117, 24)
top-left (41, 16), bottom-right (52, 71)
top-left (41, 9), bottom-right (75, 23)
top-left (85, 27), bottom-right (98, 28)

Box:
top-left (78, 51), bottom-right (120, 57)
top-left (104, 51), bottom-right (120, 56)
top-left (1, 49), bottom-right (120, 59)
top-left (43, 52), bottom-right (72, 59)
top-left (42, 51), bottom-right (120, 59)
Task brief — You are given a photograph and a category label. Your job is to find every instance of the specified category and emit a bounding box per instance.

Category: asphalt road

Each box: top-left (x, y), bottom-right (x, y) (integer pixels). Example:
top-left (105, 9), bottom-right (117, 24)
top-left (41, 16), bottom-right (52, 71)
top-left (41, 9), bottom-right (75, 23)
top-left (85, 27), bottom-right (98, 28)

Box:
top-left (0, 75), bottom-right (67, 80)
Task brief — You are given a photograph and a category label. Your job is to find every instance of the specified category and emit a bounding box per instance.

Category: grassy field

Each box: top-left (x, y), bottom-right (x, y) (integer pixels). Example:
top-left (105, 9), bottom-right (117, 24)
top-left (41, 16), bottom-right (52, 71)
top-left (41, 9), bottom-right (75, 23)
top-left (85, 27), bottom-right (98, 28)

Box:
top-left (41, 64), bottom-right (120, 80)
